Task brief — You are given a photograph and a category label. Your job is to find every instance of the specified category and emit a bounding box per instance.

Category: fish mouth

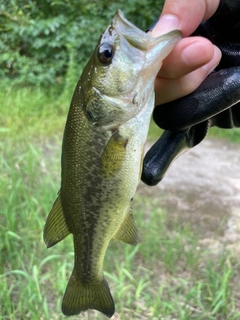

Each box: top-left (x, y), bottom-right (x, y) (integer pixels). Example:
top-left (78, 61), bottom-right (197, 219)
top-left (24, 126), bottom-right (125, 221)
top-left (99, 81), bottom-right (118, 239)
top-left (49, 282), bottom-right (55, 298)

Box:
top-left (113, 10), bottom-right (153, 51)
top-left (113, 10), bottom-right (182, 73)
top-left (85, 11), bottom-right (181, 131)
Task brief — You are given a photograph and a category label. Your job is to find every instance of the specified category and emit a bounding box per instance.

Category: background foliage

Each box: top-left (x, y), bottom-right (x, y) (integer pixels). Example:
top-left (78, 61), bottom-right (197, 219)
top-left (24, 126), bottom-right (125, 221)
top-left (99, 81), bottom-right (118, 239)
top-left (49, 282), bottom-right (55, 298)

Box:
top-left (0, 0), bottom-right (163, 88)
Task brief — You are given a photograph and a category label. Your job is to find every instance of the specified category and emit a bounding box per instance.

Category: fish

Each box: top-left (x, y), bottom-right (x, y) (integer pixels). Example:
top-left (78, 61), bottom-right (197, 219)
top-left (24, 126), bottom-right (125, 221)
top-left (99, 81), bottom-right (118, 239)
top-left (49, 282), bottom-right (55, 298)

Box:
top-left (43, 9), bottom-right (181, 318)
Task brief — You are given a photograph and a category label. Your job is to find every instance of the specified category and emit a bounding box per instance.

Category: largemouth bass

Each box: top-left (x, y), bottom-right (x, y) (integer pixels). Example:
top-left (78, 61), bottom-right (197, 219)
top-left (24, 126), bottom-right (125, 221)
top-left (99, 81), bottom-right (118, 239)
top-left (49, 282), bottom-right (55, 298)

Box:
top-left (44, 9), bottom-right (181, 318)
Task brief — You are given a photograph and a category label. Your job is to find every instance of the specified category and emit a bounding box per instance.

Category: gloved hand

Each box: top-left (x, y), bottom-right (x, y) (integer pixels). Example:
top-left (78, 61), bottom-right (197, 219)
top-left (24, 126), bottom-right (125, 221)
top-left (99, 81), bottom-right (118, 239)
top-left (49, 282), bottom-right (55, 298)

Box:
top-left (142, 0), bottom-right (240, 186)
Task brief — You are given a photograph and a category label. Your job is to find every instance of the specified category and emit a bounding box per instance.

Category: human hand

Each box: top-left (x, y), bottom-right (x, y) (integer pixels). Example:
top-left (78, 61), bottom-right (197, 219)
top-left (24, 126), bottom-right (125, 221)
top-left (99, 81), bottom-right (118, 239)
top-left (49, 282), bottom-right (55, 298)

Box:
top-left (149, 0), bottom-right (221, 105)
top-left (142, 0), bottom-right (240, 186)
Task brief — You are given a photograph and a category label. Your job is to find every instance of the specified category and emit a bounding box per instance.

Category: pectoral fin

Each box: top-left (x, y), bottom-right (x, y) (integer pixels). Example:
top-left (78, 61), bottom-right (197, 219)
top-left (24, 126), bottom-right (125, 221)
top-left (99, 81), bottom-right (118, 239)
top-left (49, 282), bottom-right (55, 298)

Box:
top-left (100, 130), bottom-right (128, 176)
top-left (43, 192), bottom-right (70, 248)
top-left (113, 209), bottom-right (139, 246)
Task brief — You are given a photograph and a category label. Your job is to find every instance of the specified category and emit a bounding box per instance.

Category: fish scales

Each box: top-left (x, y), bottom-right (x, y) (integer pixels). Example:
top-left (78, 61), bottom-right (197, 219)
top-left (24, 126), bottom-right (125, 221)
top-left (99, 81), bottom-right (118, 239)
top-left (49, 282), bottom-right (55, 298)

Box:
top-left (44, 9), bottom-right (181, 318)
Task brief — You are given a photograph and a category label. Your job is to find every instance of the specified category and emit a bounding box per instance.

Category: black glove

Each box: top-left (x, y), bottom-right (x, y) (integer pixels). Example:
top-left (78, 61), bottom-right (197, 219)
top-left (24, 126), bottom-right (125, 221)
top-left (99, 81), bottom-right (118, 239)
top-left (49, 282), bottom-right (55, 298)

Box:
top-left (142, 0), bottom-right (240, 186)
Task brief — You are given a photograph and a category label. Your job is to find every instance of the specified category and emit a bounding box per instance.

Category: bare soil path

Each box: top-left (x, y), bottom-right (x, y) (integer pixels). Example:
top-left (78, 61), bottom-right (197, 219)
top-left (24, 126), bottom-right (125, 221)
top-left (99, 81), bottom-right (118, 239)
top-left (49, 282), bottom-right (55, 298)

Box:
top-left (139, 138), bottom-right (240, 253)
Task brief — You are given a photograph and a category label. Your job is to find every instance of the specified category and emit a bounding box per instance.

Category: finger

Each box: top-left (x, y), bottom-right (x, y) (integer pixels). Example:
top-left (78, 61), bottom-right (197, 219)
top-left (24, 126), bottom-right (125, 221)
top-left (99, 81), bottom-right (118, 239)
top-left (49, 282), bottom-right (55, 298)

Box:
top-left (151, 0), bottom-right (220, 37)
top-left (142, 130), bottom-right (187, 185)
top-left (154, 45), bottom-right (221, 105)
top-left (154, 67), bottom-right (240, 131)
top-left (159, 37), bottom-right (215, 79)
top-left (142, 120), bottom-right (210, 186)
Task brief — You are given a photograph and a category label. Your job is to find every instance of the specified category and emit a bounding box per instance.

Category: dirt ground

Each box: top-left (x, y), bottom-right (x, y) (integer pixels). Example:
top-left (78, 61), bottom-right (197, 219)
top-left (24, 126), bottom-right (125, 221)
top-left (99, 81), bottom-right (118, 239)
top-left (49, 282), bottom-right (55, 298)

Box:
top-left (139, 138), bottom-right (240, 253)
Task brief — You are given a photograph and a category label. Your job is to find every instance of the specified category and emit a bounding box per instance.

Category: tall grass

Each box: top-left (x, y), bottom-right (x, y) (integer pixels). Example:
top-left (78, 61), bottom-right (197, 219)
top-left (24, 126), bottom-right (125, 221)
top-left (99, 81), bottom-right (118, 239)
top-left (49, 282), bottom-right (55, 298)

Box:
top-left (1, 85), bottom-right (240, 319)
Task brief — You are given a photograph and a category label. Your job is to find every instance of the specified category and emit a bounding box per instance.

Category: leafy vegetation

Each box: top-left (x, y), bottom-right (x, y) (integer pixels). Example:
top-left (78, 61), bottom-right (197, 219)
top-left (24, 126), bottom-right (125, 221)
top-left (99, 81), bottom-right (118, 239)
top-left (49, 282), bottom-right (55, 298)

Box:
top-left (0, 0), bottom-right (162, 87)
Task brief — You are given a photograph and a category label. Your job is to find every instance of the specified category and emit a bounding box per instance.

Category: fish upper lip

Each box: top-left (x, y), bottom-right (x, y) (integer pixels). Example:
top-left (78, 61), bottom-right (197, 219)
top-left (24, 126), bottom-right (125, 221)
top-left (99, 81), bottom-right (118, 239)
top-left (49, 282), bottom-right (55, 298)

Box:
top-left (113, 9), bottom-right (152, 51)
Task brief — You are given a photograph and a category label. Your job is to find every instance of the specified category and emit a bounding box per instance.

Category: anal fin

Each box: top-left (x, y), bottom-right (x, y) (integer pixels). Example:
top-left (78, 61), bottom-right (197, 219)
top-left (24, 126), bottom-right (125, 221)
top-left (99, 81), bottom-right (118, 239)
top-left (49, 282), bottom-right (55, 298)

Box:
top-left (43, 192), bottom-right (70, 248)
top-left (113, 209), bottom-right (139, 246)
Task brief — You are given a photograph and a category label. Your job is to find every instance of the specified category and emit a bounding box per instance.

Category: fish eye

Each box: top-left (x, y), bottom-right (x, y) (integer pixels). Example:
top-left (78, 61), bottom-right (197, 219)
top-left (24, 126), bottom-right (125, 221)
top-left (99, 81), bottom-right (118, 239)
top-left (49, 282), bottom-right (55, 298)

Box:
top-left (97, 43), bottom-right (115, 64)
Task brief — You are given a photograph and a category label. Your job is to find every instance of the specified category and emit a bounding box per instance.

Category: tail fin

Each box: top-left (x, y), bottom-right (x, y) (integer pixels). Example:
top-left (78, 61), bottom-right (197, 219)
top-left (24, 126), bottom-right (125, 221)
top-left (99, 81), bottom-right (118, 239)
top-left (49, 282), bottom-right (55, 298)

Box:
top-left (62, 270), bottom-right (115, 318)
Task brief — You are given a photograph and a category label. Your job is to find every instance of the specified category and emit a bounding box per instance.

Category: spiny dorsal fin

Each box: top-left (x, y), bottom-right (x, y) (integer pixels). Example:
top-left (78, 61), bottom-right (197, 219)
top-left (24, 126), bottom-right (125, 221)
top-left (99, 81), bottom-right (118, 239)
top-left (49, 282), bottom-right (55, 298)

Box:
top-left (113, 209), bottom-right (139, 246)
top-left (44, 192), bottom-right (70, 248)
top-left (100, 130), bottom-right (128, 176)
top-left (62, 269), bottom-right (115, 318)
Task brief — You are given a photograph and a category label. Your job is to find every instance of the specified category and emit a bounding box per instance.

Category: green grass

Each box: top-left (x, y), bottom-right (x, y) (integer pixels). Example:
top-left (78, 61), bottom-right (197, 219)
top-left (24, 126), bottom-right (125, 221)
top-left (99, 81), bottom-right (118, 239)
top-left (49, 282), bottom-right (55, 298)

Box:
top-left (208, 127), bottom-right (240, 143)
top-left (148, 116), bottom-right (240, 144)
top-left (1, 85), bottom-right (240, 319)
top-left (0, 83), bottom-right (70, 140)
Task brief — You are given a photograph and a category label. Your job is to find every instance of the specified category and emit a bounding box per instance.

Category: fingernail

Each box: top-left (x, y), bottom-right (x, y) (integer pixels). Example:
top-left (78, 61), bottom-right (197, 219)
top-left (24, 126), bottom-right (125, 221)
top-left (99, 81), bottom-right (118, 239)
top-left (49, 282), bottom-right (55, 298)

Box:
top-left (151, 14), bottom-right (180, 38)
top-left (202, 45), bottom-right (222, 74)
